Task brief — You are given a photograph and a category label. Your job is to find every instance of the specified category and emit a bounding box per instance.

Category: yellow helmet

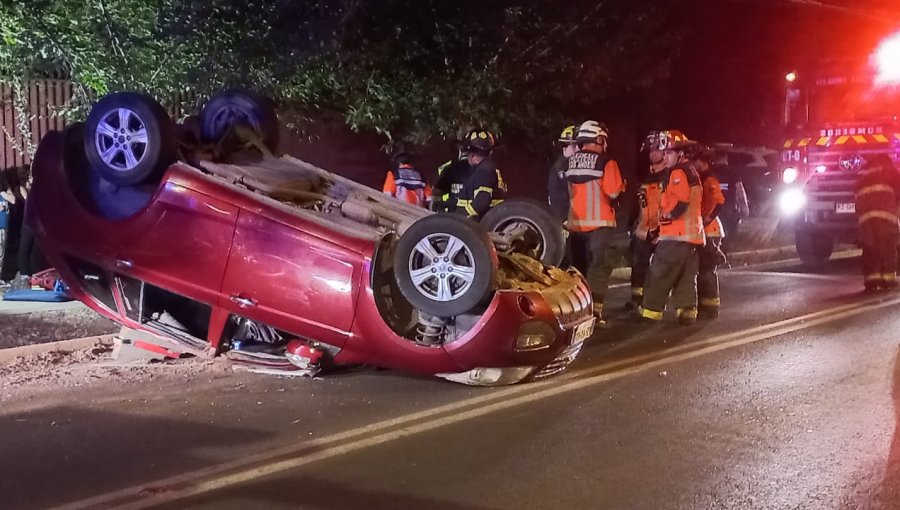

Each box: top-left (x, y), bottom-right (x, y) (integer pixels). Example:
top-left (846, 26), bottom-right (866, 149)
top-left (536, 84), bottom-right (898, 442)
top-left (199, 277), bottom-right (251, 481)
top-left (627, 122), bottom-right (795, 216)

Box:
top-left (558, 125), bottom-right (577, 143)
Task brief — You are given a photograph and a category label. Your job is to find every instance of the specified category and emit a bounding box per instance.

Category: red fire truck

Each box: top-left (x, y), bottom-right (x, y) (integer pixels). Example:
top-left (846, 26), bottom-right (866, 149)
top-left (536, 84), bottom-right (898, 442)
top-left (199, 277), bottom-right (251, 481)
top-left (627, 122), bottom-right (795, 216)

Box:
top-left (779, 33), bottom-right (900, 268)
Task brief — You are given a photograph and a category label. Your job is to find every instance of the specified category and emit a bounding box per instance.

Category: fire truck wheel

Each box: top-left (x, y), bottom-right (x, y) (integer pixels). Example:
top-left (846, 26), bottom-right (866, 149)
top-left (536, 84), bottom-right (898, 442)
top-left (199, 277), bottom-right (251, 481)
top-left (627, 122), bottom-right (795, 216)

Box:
top-left (795, 230), bottom-right (833, 270)
top-left (84, 93), bottom-right (177, 186)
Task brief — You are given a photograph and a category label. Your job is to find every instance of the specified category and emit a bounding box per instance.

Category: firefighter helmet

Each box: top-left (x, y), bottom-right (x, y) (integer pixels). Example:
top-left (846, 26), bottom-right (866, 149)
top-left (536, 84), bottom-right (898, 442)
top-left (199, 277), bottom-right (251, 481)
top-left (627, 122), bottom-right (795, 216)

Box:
top-left (465, 129), bottom-right (496, 154)
top-left (641, 131), bottom-right (664, 152)
top-left (558, 125), bottom-right (578, 143)
top-left (576, 120), bottom-right (609, 143)
top-left (645, 130), bottom-right (693, 151)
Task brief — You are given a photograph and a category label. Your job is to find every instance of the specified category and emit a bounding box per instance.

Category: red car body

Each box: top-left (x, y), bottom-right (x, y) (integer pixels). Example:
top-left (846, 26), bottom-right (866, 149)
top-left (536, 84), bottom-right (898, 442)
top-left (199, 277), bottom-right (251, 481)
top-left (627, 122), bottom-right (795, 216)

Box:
top-left (28, 129), bottom-right (593, 384)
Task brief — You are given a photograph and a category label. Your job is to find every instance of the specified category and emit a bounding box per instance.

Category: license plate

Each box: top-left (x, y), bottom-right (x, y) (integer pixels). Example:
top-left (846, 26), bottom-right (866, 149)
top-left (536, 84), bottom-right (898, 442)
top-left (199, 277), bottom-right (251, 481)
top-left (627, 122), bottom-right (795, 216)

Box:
top-left (572, 318), bottom-right (595, 344)
top-left (835, 203), bottom-right (856, 214)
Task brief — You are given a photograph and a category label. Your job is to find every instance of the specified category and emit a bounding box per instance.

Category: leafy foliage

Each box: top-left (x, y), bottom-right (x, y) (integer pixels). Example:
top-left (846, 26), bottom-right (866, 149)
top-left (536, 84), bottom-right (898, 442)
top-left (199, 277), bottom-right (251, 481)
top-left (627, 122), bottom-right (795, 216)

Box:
top-left (0, 0), bottom-right (676, 146)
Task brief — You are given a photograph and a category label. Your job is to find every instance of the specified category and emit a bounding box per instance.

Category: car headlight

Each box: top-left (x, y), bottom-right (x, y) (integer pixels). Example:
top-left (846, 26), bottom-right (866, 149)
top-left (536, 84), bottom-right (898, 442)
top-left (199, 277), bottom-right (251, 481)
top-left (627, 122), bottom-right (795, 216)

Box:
top-left (515, 321), bottom-right (557, 351)
top-left (779, 188), bottom-right (807, 215)
top-left (782, 167), bottom-right (799, 184)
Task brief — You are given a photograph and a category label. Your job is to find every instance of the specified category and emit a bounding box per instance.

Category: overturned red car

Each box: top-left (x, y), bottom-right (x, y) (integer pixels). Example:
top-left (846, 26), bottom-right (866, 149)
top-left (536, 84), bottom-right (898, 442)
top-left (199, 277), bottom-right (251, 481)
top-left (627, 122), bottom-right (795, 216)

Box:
top-left (28, 91), bottom-right (594, 385)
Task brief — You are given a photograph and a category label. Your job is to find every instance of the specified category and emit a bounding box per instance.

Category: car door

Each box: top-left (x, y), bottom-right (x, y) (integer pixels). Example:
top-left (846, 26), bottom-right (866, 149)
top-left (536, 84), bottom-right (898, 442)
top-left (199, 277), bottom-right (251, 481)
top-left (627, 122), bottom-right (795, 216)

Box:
top-left (112, 182), bottom-right (240, 306)
top-left (219, 209), bottom-right (363, 348)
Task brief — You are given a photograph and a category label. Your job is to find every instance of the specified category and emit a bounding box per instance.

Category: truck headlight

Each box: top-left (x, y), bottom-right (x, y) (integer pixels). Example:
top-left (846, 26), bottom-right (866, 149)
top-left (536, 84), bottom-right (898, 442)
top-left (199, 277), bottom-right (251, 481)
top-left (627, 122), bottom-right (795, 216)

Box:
top-left (779, 188), bottom-right (806, 215)
top-left (515, 321), bottom-right (556, 351)
top-left (782, 167), bottom-right (799, 184)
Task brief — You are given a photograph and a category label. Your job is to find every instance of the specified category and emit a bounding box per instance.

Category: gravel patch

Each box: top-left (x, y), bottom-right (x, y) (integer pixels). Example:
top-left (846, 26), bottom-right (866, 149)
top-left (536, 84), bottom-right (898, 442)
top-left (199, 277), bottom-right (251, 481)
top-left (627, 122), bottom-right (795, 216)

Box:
top-left (0, 340), bottom-right (231, 401)
top-left (0, 308), bottom-right (120, 349)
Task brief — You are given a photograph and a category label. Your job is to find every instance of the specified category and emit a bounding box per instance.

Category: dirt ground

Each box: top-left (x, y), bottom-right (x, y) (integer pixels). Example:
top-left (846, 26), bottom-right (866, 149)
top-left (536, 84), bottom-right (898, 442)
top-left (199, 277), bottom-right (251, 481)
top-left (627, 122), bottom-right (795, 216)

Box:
top-left (0, 308), bottom-right (120, 349)
top-left (0, 340), bottom-right (232, 402)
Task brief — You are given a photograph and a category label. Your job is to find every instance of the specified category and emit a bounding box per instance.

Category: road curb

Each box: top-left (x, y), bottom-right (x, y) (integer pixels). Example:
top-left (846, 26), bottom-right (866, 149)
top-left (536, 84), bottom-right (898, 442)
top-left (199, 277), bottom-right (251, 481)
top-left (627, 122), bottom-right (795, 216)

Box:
top-left (610, 247), bottom-right (860, 281)
top-left (0, 334), bottom-right (116, 364)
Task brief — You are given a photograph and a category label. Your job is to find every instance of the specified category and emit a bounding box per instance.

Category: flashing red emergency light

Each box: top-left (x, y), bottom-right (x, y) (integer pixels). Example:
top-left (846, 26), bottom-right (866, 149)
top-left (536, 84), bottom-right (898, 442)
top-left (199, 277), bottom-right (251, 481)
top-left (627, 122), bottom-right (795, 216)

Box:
top-left (874, 31), bottom-right (900, 85)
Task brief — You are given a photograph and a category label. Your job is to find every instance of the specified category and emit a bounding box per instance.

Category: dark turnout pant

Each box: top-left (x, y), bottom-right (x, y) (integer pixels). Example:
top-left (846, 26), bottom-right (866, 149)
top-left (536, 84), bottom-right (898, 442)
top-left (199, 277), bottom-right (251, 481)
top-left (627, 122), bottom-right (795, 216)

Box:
top-left (698, 237), bottom-right (725, 310)
top-left (859, 219), bottom-right (899, 289)
top-left (641, 240), bottom-right (700, 320)
top-left (570, 228), bottom-right (619, 308)
top-left (630, 236), bottom-right (656, 305)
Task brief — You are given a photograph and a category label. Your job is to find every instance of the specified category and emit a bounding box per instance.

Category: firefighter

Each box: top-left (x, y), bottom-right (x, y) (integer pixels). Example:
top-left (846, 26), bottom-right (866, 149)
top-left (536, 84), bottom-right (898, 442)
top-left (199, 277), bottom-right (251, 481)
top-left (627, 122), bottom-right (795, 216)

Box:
top-left (638, 131), bottom-right (704, 325)
top-left (693, 144), bottom-right (727, 318)
top-left (434, 143), bottom-right (468, 212)
top-left (433, 129), bottom-right (503, 219)
top-left (627, 131), bottom-right (668, 310)
top-left (382, 151), bottom-right (432, 208)
top-left (548, 125), bottom-right (577, 221)
top-left (565, 120), bottom-right (626, 321)
top-left (855, 154), bottom-right (900, 291)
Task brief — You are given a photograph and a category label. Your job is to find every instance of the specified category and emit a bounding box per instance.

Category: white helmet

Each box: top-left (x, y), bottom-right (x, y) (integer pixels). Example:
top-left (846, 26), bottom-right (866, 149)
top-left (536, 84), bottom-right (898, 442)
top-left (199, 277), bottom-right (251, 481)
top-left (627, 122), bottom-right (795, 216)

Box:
top-left (576, 120), bottom-right (609, 143)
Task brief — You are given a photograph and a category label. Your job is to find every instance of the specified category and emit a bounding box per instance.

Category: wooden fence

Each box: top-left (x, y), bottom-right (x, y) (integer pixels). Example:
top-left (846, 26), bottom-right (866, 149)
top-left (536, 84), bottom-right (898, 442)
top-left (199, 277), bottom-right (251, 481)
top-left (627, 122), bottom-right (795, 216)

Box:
top-left (0, 79), bottom-right (73, 169)
top-left (1, 80), bottom-right (199, 170)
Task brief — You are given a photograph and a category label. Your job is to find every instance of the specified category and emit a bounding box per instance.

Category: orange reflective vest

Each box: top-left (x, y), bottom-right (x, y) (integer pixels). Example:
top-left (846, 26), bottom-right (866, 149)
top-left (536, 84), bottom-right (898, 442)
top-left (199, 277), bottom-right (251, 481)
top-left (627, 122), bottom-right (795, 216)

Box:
top-left (383, 164), bottom-right (432, 207)
top-left (701, 173), bottom-right (726, 238)
top-left (659, 166), bottom-right (704, 245)
top-left (635, 179), bottom-right (663, 240)
top-left (566, 151), bottom-right (625, 232)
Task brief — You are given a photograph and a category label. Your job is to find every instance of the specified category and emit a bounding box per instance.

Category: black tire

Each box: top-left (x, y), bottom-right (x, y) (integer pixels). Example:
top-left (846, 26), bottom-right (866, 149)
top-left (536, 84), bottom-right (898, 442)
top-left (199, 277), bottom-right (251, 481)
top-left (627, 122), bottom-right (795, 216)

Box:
top-left (200, 90), bottom-right (280, 152)
top-left (84, 92), bottom-right (177, 186)
top-left (481, 198), bottom-right (566, 266)
top-left (393, 215), bottom-right (497, 317)
top-left (796, 229), bottom-right (833, 269)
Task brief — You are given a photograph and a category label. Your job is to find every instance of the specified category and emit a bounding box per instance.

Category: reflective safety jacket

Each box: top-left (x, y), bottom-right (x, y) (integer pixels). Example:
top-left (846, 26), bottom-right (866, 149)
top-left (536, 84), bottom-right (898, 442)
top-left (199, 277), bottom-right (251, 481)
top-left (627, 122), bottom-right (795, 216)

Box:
top-left (701, 172), bottom-right (726, 238)
top-left (435, 158), bottom-right (502, 218)
top-left (383, 164), bottom-right (432, 207)
top-left (659, 165), bottom-right (704, 245)
top-left (634, 171), bottom-right (664, 241)
top-left (565, 150), bottom-right (625, 232)
top-left (855, 167), bottom-right (900, 227)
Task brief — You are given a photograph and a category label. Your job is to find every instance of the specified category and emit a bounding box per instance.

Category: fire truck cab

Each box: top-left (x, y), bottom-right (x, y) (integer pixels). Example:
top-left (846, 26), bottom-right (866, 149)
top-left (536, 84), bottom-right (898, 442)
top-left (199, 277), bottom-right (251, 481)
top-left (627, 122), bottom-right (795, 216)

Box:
top-left (778, 39), bottom-right (900, 268)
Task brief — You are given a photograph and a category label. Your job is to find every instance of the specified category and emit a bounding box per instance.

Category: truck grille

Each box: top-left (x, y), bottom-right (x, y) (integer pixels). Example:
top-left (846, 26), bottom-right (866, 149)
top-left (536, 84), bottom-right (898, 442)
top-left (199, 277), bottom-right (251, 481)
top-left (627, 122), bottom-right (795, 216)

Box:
top-left (542, 272), bottom-right (593, 330)
top-left (532, 342), bottom-right (584, 380)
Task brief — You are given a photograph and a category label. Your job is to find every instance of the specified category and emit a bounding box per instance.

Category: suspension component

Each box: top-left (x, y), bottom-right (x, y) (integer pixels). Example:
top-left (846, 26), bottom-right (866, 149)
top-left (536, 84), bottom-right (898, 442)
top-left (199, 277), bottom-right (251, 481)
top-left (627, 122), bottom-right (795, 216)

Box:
top-left (415, 313), bottom-right (447, 346)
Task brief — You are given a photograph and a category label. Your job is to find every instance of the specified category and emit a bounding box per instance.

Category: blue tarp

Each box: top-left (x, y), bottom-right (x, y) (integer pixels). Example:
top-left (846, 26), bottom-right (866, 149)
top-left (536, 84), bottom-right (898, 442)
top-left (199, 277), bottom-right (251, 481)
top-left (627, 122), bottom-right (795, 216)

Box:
top-left (2, 289), bottom-right (73, 302)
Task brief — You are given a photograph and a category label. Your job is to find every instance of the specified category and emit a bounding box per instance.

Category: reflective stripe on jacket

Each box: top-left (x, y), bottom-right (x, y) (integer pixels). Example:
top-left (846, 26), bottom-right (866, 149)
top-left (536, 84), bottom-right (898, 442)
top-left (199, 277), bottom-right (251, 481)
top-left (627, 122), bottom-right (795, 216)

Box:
top-left (855, 167), bottom-right (900, 227)
top-left (659, 166), bottom-right (704, 245)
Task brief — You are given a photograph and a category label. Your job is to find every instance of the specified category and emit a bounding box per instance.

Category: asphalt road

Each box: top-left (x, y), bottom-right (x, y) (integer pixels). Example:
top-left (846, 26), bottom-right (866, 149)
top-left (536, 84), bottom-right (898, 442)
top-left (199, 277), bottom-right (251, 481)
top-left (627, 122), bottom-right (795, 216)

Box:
top-left (3, 255), bottom-right (900, 510)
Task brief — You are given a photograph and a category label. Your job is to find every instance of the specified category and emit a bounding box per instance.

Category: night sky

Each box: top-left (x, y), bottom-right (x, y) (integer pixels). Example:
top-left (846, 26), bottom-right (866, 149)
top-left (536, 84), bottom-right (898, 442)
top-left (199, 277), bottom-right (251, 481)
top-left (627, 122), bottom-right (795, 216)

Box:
top-left (660, 0), bottom-right (900, 147)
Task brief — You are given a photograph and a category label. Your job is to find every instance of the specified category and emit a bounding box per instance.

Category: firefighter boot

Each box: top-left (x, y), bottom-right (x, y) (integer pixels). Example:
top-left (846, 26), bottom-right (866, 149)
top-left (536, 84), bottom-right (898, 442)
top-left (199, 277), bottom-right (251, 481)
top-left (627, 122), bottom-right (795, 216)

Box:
top-left (698, 297), bottom-right (720, 319)
top-left (624, 287), bottom-right (642, 311)
top-left (676, 307), bottom-right (698, 325)
top-left (592, 303), bottom-right (609, 328)
top-left (636, 305), bottom-right (663, 324)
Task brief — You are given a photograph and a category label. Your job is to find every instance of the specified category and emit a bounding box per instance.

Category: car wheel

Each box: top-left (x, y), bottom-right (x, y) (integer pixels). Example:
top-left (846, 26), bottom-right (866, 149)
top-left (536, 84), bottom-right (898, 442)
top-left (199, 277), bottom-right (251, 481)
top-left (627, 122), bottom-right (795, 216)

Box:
top-left (393, 215), bottom-right (497, 318)
top-left (200, 90), bottom-right (280, 152)
top-left (796, 229), bottom-right (833, 270)
top-left (84, 92), bottom-right (177, 186)
top-left (480, 198), bottom-right (566, 266)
